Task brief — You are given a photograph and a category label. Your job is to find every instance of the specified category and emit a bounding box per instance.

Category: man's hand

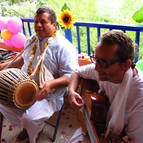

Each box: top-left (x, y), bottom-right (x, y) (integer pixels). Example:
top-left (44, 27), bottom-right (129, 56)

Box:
top-left (36, 76), bottom-right (69, 101)
top-left (68, 90), bottom-right (84, 109)
top-left (36, 82), bottom-right (52, 100)
top-left (132, 67), bottom-right (137, 77)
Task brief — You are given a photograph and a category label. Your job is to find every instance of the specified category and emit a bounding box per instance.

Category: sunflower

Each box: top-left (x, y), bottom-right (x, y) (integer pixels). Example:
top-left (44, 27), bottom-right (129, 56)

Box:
top-left (58, 9), bottom-right (75, 30)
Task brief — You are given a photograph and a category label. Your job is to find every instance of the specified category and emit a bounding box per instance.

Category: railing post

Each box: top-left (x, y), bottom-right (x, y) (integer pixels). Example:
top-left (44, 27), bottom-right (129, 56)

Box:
top-left (65, 28), bottom-right (72, 43)
top-left (135, 31), bottom-right (140, 63)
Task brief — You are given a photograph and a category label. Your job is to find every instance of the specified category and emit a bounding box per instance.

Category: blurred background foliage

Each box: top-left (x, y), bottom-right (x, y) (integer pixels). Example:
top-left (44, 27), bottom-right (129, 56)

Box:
top-left (1, 0), bottom-right (143, 58)
top-left (1, 0), bottom-right (142, 24)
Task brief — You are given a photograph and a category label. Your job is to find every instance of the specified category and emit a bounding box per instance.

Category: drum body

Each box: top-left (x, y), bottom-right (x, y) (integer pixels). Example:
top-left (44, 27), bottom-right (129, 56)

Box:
top-left (0, 68), bottom-right (38, 109)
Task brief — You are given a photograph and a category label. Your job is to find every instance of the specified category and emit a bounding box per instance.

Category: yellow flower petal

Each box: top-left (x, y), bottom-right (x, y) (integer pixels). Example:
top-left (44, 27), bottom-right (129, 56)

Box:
top-left (58, 9), bottom-right (75, 30)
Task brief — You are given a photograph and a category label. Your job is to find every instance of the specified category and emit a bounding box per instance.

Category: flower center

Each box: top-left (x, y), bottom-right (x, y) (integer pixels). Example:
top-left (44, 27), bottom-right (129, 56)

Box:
top-left (63, 16), bottom-right (69, 22)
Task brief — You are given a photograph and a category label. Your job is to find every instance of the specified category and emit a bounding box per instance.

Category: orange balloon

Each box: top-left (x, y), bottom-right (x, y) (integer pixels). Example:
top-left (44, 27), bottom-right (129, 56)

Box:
top-left (1, 29), bottom-right (12, 40)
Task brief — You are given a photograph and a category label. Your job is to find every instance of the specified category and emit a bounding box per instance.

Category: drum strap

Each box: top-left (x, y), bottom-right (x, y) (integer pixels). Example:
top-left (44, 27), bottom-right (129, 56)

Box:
top-left (30, 38), bottom-right (54, 81)
top-left (39, 60), bottom-right (54, 86)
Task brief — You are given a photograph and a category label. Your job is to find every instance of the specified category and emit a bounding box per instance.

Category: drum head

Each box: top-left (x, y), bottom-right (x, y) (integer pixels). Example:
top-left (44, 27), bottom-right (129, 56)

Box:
top-left (14, 80), bottom-right (38, 109)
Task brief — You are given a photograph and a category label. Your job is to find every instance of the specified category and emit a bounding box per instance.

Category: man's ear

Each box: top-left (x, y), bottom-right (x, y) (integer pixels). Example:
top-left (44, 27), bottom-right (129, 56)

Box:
top-left (122, 59), bottom-right (132, 70)
top-left (53, 22), bottom-right (57, 28)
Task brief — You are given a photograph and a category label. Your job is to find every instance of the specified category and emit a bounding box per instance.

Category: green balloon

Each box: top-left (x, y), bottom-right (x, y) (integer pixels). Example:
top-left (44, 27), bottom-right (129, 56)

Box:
top-left (136, 60), bottom-right (143, 71)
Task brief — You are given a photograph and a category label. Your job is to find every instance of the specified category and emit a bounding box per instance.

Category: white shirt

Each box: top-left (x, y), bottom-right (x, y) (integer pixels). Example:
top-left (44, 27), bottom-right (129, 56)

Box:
top-left (78, 64), bottom-right (143, 142)
top-left (22, 31), bottom-right (78, 110)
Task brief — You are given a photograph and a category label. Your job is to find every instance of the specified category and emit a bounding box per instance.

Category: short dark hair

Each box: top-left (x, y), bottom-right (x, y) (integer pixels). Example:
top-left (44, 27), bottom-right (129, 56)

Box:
top-left (35, 7), bottom-right (57, 23)
top-left (100, 30), bottom-right (135, 64)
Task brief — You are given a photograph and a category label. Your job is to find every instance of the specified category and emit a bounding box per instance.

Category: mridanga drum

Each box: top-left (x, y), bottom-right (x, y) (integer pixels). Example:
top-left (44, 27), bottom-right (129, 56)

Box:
top-left (0, 68), bottom-right (38, 109)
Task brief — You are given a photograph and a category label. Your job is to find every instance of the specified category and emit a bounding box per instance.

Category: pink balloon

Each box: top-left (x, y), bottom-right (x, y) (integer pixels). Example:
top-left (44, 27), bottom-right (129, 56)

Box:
top-left (4, 39), bottom-right (14, 47)
top-left (11, 33), bottom-right (26, 49)
top-left (6, 17), bottom-right (22, 34)
top-left (0, 17), bottom-right (8, 30)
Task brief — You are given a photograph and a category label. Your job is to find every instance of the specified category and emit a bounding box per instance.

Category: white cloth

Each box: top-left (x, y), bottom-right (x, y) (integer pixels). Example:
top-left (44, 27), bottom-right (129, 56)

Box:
top-left (105, 68), bottom-right (133, 137)
top-left (30, 37), bottom-right (55, 85)
top-left (78, 64), bottom-right (143, 143)
top-left (0, 31), bottom-right (78, 143)
top-left (0, 99), bottom-right (56, 143)
top-left (39, 60), bottom-right (54, 85)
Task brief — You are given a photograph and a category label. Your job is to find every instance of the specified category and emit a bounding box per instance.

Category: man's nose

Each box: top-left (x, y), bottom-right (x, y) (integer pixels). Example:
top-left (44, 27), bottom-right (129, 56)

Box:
top-left (36, 22), bottom-right (42, 27)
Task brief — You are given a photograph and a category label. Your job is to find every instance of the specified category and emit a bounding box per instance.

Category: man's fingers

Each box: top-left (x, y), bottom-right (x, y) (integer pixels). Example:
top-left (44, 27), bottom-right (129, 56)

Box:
top-left (36, 89), bottom-right (46, 100)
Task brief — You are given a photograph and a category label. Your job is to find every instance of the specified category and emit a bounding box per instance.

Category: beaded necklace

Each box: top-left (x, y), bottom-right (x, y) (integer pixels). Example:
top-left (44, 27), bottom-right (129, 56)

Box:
top-left (27, 32), bottom-right (56, 76)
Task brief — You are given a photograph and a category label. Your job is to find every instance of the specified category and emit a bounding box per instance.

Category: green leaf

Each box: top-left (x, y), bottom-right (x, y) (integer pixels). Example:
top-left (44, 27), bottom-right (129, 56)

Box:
top-left (132, 6), bottom-right (143, 23)
top-left (61, 3), bottom-right (70, 11)
top-left (11, 0), bottom-right (16, 3)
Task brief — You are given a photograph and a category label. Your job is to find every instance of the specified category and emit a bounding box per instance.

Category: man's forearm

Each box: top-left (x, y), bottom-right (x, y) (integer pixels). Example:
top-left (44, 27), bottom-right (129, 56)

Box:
top-left (8, 55), bottom-right (24, 69)
top-left (0, 55), bottom-right (24, 70)
top-left (68, 71), bottom-right (80, 92)
top-left (47, 75), bottom-right (70, 89)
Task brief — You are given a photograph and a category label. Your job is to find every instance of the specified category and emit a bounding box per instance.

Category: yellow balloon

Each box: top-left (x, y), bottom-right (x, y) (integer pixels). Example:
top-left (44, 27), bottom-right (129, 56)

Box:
top-left (1, 29), bottom-right (12, 40)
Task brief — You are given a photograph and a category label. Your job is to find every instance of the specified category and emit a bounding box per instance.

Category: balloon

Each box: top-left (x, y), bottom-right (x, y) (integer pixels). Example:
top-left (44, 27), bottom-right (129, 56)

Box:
top-left (0, 39), bottom-right (24, 52)
top-left (136, 59), bottom-right (143, 71)
top-left (1, 29), bottom-right (12, 40)
top-left (0, 17), bottom-right (8, 30)
top-left (4, 39), bottom-right (14, 47)
top-left (11, 33), bottom-right (26, 49)
top-left (0, 16), bottom-right (26, 51)
top-left (6, 17), bottom-right (22, 34)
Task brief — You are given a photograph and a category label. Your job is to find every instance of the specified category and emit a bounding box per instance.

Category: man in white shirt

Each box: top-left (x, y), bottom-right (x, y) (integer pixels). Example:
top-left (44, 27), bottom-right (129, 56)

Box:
top-left (68, 30), bottom-right (143, 142)
top-left (0, 7), bottom-right (78, 143)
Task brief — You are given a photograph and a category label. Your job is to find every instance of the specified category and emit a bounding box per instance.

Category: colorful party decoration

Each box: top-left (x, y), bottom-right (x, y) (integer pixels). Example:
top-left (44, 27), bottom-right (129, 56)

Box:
top-left (4, 39), bottom-right (13, 47)
top-left (1, 29), bottom-right (12, 40)
top-left (11, 33), bottom-right (26, 49)
top-left (0, 17), bottom-right (26, 50)
top-left (6, 17), bottom-right (22, 34)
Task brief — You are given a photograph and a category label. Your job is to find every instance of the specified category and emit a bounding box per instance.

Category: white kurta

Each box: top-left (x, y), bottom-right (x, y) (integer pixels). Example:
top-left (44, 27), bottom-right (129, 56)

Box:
top-left (0, 31), bottom-right (78, 143)
top-left (78, 64), bottom-right (143, 143)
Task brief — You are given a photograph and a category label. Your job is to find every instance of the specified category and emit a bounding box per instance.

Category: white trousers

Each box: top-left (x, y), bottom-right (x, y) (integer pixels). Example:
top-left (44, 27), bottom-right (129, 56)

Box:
top-left (0, 99), bottom-right (57, 143)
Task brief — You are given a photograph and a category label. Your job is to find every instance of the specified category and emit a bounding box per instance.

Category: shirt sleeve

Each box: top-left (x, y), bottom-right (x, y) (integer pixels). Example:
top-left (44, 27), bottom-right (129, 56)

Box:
top-left (126, 76), bottom-right (143, 143)
top-left (57, 41), bottom-right (79, 78)
top-left (127, 108), bottom-right (143, 143)
top-left (77, 64), bottom-right (99, 80)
